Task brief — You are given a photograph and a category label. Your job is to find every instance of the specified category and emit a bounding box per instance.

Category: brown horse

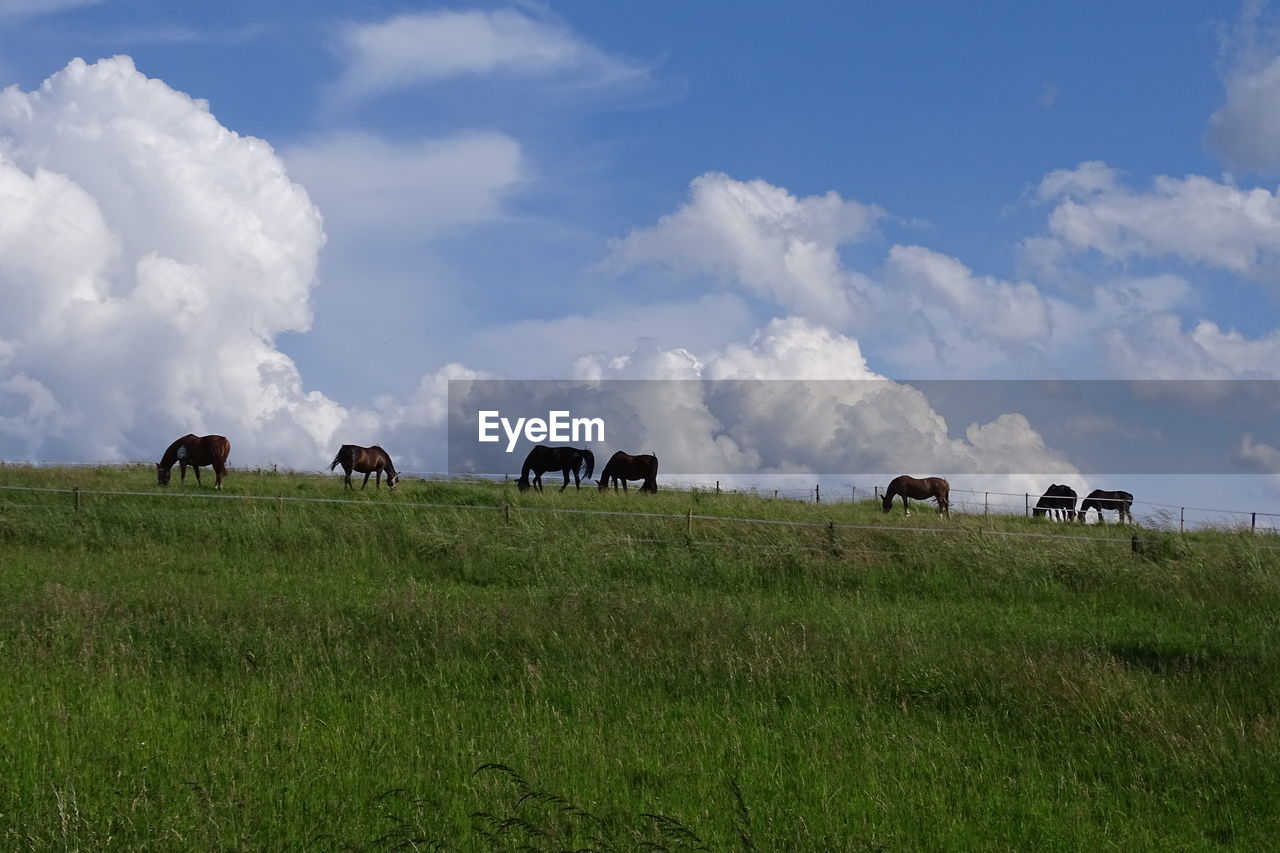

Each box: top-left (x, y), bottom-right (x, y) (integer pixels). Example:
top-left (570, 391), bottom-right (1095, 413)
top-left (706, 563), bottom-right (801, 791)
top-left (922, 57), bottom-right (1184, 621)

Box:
top-left (598, 451), bottom-right (658, 493)
top-left (881, 474), bottom-right (949, 517)
top-left (1079, 489), bottom-right (1133, 524)
top-left (330, 444), bottom-right (400, 490)
top-left (156, 434), bottom-right (231, 490)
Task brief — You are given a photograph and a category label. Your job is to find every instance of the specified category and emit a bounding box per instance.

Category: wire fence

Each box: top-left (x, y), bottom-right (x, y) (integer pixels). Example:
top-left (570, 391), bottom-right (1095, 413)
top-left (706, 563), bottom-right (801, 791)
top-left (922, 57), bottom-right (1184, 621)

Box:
top-left (4, 469), bottom-right (1280, 557)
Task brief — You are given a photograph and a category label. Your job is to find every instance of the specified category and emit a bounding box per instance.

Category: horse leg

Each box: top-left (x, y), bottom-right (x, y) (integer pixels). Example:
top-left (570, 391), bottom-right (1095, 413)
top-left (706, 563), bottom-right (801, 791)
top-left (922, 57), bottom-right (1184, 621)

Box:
top-left (375, 470), bottom-right (382, 489)
top-left (192, 466), bottom-right (203, 487)
top-left (361, 471), bottom-right (371, 490)
top-left (903, 496), bottom-right (911, 517)
top-left (214, 464), bottom-right (224, 490)
top-left (179, 460), bottom-right (188, 484)
top-left (344, 466), bottom-right (353, 490)
top-left (560, 469), bottom-right (571, 492)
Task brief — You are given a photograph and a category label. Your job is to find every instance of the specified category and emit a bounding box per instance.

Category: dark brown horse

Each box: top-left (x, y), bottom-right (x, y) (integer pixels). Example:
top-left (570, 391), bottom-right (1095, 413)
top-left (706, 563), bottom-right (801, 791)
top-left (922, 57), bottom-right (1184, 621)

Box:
top-left (330, 444), bottom-right (400, 490)
top-left (156, 434), bottom-right (230, 490)
top-left (882, 475), bottom-right (949, 517)
top-left (1033, 484), bottom-right (1078, 521)
top-left (597, 451), bottom-right (658, 493)
top-left (1079, 489), bottom-right (1133, 524)
top-left (517, 445), bottom-right (595, 492)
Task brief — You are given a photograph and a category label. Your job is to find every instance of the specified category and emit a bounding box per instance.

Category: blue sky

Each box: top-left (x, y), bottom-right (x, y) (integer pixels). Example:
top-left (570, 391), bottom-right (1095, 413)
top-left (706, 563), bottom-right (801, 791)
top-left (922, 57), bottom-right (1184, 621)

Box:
top-left (4, 0), bottom-right (1280, 510)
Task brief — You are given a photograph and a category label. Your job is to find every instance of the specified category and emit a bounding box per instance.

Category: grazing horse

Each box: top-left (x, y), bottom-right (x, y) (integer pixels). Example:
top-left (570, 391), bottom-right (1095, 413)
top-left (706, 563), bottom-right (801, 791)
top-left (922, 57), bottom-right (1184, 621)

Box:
top-left (882, 475), bottom-right (950, 517)
top-left (330, 444), bottom-right (400, 490)
top-left (156, 434), bottom-right (230, 490)
top-left (597, 451), bottom-right (659, 493)
top-left (1033, 484), bottom-right (1078, 521)
top-left (1079, 489), bottom-right (1134, 524)
top-left (517, 445), bottom-right (595, 492)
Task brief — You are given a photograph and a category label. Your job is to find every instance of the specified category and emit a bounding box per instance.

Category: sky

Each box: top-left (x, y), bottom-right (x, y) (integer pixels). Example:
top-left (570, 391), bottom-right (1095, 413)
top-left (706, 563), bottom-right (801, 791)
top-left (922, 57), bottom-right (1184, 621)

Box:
top-left (4, 0), bottom-right (1280, 516)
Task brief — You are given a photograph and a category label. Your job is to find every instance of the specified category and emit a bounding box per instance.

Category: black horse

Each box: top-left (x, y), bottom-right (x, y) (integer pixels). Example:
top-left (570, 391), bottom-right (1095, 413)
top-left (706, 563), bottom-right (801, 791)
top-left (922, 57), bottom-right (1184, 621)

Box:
top-left (1079, 489), bottom-right (1134, 524)
top-left (517, 445), bottom-right (595, 492)
top-left (1033, 484), bottom-right (1078, 521)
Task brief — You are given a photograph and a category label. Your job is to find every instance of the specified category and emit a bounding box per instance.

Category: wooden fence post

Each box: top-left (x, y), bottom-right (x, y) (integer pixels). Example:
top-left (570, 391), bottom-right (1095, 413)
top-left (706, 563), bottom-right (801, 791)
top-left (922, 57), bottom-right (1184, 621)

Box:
top-left (851, 486), bottom-right (856, 502)
top-left (815, 484), bottom-right (821, 504)
top-left (686, 509), bottom-right (692, 536)
top-left (984, 492), bottom-right (989, 516)
top-left (1180, 506), bottom-right (1185, 533)
top-left (1252, 512), bottom-right (1257, 533)
top-left (1025, 493), bottom-right (1030, 517)
top-left (715, 481), bottom-right (720, 495)
top-left (73, 487), bottom-right (81, 512)
top-left (874, 485), bottom-right (880, 500)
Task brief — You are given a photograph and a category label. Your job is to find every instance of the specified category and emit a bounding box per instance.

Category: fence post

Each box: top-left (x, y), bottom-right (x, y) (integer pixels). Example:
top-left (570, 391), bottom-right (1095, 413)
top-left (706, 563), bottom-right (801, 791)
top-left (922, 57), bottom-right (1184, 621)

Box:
top-left (715, 481), bottom-right (720, 495)
top-left (1252, 512), bottom-right (1257, 533)
top-left (874, 485), bottom-right (880, 500)
top-left (773, 490), bottom-right (778, 499)
top-left (504, 501), bottom-right (511, 525)
top-left (851, 486), bottom-right (856, 502)
top-left (1025, 493), bottom-right (1030, 517)
top-left (815, 484), bottom-right (821, 504)
top-left (984, 492), bottom-right (989, 516)
top-left (1180, 506), bottom-right (1185, 533)
top-left (686, 509), bottom-right (692, 536)
top-left (827, 520), bottom-right (836, 552)
top-left (73, 487), bottom-right (81, 512)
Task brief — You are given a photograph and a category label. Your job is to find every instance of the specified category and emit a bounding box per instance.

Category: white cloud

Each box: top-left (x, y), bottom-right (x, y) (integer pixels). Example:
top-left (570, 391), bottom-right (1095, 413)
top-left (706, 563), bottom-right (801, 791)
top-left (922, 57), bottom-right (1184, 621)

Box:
top-left (333, 8), bottom-right (647, 101)
top-left (0, 56), bottom-right (477, 468)
top-left (285, 130), bottom-right (525, 239)
top-left (1030, 161), bottom-right (1280, 285)
top-left (1236, 434), bottom-right (1280, 474)
top-left (573, 316), bottom-right (1077, 483)
top-left (882, 243), bottom-right (1050, 346)
top-left (0, 0), bottom-right (100, 18)
top-left (606, 172), bottom-right (883, 326)
top-left (1205, 0), bottom-right (1280, 173)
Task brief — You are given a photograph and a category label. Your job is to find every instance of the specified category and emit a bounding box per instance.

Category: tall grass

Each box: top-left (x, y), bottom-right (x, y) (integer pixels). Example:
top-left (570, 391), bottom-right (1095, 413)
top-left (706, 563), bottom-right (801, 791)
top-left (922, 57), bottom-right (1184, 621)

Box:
top-left (0, 465), bottom-right (1277, 849)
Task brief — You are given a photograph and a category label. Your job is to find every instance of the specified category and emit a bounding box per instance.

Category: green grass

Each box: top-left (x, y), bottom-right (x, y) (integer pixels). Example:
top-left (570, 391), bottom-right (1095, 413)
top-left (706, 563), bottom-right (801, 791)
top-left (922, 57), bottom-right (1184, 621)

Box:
top-left (0, 464), bottom-right (1277, 850)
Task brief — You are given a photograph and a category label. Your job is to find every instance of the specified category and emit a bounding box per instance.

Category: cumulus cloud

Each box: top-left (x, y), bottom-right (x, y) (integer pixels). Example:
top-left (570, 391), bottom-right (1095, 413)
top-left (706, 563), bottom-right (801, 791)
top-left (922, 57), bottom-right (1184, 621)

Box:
top-left (0, 56), bottom-right (466, 468)
top-left (568, 316), bottom-right (1077, 481)
top-left (332, 8), bottom-right (647, 101)
top-left (606, 172), bottom-right (883, 326)
top-left (284, 130), bottom-right (524, 239)
top-left (1027, 161), bottom-right (1280, 286)
top-left (1236, 434), bottom-right (1280, 473)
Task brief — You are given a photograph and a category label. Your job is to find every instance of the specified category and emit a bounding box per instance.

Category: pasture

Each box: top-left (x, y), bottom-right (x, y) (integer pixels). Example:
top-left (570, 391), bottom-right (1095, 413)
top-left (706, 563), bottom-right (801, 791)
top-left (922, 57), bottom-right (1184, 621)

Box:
top-left (0, 464), bottom-right (1277, 850)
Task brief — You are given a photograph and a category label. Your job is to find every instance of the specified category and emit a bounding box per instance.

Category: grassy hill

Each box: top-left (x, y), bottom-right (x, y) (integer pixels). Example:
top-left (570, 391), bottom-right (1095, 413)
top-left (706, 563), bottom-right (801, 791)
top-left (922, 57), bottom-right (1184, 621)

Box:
top-left (0, 464), bottom-right (1277, 850)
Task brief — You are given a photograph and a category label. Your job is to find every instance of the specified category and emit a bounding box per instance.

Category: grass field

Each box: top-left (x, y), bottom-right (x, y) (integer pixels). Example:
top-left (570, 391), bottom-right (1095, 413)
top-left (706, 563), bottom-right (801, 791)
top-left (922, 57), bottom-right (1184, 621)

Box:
top-left (0, 464), bottom-right (1277, 850)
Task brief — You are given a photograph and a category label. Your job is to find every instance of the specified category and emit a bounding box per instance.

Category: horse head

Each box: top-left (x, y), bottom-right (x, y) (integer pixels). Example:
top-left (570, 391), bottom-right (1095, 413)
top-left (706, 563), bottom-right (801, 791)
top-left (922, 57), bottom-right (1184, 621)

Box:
top-left (156, 463), bottom-right (171, 486)
top-left (516, 476), bottom-right (531, 492)
top-left (881, 493), bottom-right (893, 513)
top-left (387, 473), bottom-right (400, 489)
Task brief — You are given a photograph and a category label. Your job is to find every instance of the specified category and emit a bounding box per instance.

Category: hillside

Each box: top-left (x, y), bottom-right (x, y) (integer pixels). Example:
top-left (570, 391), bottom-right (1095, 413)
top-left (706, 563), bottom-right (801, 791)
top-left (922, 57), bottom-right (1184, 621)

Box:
top-left (0, 464), bottom-right (1277, 850)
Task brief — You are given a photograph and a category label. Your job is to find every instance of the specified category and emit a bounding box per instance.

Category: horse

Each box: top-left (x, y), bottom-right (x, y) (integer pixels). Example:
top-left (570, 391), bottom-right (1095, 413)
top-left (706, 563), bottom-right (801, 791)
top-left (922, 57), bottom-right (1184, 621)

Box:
top-left (330, 444), bottom-right (400, 490)
top-left (597, 451), bottom-right (658, 493)
top-left (156, 434), bottom-right (230, 490)
top-left (881, 475), bottom-right (950, 517)
top-left (517, 445), bottom-right (595, 492)
top-left (1033, 484), bottom-right (1078, 521)
top-left (1079, 489), bottom-right (1134, 524)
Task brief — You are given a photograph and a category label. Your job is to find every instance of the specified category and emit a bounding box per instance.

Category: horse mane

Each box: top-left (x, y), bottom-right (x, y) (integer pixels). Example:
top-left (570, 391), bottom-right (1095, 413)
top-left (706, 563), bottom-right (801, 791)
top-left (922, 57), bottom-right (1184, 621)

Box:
top-left (159, 434), bottom-right (197, 468)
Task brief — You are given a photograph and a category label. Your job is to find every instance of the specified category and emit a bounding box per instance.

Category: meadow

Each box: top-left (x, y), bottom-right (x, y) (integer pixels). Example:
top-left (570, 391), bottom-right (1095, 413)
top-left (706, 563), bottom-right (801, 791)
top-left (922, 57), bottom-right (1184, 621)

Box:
top-left (0, 464), bottom-right (1277, 850)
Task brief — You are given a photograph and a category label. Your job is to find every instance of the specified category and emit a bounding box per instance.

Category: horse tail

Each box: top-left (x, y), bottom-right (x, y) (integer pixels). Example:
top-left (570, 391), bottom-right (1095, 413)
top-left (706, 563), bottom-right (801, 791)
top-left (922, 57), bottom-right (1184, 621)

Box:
top-left (329, 452), bottom-right (342, 471)
top-left (581, 450), bottom-right (595, 481)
